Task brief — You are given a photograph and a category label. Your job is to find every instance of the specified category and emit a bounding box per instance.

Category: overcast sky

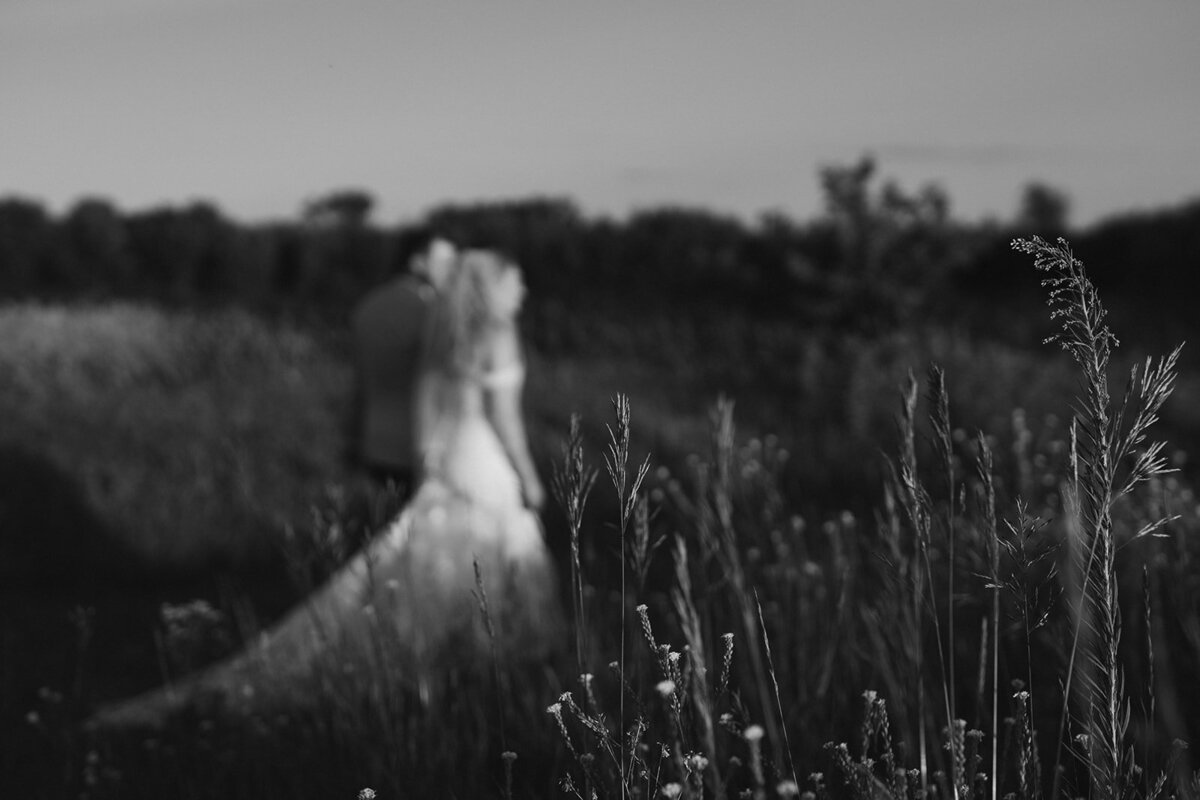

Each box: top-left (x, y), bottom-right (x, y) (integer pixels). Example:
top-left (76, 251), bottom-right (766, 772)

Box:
top-left (3, 0), bottom-right (1199, 228)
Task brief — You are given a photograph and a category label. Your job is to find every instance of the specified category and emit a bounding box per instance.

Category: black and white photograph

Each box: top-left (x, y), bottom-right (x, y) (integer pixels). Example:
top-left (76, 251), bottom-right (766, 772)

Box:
top-left (3, 2), bottom-right (1200, 798)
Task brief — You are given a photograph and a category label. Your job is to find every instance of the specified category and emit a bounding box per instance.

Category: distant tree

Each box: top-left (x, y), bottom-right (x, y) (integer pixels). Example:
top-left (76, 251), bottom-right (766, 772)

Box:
top-left (61, 196), bottom-right (133, 293)
top-left (1017, 182), bottom-right (1071, 233)
top-left (0, 196), bottom-right (54, 293)
top-left (124, 201), bottom-right (238, 301)
top-left (750, 211), bottom-right (816, 299)
top-left (1071, 197), bottom-right (1200, 352)
top-left (812, 155), bottom-right (978, 330)
top-left (293, 190), bottom-right (391, 310)
top-left (304, 190), bottom-right (375, 229)
top-left (423, 197), bottom-right (587, 294)
top-left (229, 224), bottom-right (283, 306)
top-left (621, 206), bottom-right (748, 296)
top-left (183, 202), bottom-right (241, 298)
top-left (819, 155), bottom-right (879, 276)
top-left (64, 197), bottom-right (133, 292)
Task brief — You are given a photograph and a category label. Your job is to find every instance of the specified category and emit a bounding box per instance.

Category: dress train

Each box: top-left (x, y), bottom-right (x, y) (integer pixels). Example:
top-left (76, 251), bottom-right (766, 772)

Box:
top-left (88, 451), bottom-right (560, 731)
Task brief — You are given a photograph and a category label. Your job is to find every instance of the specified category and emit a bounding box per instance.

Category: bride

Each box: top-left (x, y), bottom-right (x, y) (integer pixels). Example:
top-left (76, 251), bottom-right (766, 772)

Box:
top-left (89, 249), bottom-right (560, 729)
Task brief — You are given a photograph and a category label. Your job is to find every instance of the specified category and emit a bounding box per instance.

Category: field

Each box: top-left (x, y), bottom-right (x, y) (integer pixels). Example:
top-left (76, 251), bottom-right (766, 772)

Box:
top-left (4, 238), bottom-right (1200, 798)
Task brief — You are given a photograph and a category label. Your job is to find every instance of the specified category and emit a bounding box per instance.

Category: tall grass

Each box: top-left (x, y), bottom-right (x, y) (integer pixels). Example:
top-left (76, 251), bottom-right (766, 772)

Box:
top-left (0, 301), bottom-right (353, 567)
top-left (1014, 236), bottom-right (1181, 800)
top-left (541, 237), bottom-right (1194, 799)
top-left (12, 237), bottom-right (1200, 797)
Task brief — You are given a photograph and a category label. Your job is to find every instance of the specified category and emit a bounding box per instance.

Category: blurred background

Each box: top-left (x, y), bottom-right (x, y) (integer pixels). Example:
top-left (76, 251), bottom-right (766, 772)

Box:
top-left (3, 1), bottom-right (1200, 797)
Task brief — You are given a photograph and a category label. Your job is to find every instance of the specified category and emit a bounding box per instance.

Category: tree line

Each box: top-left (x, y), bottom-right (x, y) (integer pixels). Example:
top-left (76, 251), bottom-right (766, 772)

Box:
top-left (1, 158), bottom-right (1197, 350)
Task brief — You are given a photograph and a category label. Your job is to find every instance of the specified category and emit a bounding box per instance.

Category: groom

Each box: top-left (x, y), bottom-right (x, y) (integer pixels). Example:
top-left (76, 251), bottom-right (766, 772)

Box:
top-left (350, 229), bottom-right (458, 493)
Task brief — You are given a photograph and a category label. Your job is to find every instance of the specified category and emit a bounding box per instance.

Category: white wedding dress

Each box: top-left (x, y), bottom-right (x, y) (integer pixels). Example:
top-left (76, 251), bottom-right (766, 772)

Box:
top-left (90, 362), bottom-right (560, 729)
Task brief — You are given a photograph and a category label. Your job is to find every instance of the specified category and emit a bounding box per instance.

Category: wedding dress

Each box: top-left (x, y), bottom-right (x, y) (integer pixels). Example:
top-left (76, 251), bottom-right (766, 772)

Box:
top-left (89, 360), bottom-right (560, 730)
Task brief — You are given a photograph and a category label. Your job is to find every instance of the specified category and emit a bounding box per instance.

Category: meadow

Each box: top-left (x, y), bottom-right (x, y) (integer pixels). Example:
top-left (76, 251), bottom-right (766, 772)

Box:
top-left (4, 196), bottom-right (1200, 797)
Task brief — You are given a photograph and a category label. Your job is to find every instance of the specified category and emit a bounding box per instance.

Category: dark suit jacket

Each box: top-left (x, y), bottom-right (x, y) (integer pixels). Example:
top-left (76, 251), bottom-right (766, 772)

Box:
top-left (350, 275), bottom-right (433, 473)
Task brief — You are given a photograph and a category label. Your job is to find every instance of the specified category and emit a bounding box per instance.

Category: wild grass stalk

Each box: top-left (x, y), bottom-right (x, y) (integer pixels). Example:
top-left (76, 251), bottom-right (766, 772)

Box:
top-left (753, 591), bottom-right (798, 790)
top-left (552, 412), bottom-right (598, 676)
top-left (1013, 236), bottom-right (1182, 800)
top-left (928, 364), bottom-right (958, 741)
top-left (974, 431), bottom-right (1001, 800)
top-left (670, 536), bottom-right (724, 795)
top-left (890, 371), bottom-right (957, 791)
top-left (997, 500), bottom-right (1056, 800)
top-left (603, 392), bottom-right (651, 797)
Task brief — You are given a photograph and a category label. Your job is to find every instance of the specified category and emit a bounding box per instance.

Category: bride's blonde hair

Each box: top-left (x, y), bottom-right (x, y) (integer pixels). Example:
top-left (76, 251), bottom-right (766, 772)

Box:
top-left (422, 249), bottom-right (522, 378)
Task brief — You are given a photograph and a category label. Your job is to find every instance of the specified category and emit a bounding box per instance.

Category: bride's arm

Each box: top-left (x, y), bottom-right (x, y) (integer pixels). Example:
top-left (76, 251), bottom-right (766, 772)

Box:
top-left (482, 325), bottom-right (545, 510)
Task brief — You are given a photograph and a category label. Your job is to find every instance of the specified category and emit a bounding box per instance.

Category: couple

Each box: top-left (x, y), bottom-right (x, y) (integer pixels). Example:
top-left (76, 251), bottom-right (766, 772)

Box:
top-left (91, 236), bottom-right (559, 729)
top-left (352, 232), bottom-right (541, 512)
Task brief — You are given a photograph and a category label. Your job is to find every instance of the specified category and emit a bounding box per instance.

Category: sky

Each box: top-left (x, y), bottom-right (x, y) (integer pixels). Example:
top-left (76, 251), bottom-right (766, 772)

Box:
top-left (3, 0), bottom-right (1199, 229)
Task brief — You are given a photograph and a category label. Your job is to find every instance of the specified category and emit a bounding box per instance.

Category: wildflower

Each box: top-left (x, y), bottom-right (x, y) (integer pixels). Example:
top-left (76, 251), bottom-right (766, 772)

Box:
top-left (655, 679), bottom-right (676, 697)
top-left (718, 635), bottom-right (734, 693)
top-left (547, 702), bottom-right (577, 756)
top-left (776, 780), bottom-right (801, 798)
top-left (501, 750), bottom-right (517, 764)
top-left (685, 752), bottom-right (710, 772)
top-left (744, 724), bottom-right (765, 742)
top-left (638, 604), bottom-right (658, 651)
top-left (661, 782), bottom-right (683, 798)
top-left (579, 672), bottom-right (598, 708)
top-left (358, 790), bottom-right (377, 800)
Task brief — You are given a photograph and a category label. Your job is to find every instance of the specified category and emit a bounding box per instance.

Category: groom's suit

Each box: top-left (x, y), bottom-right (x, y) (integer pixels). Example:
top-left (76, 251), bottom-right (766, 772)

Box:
top-left (350, 272), bottom-right (436, 489)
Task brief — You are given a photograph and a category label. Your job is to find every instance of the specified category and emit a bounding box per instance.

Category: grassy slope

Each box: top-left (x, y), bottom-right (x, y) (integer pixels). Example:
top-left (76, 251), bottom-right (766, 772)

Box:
top-left (0, 303), bottom-right (354, 570)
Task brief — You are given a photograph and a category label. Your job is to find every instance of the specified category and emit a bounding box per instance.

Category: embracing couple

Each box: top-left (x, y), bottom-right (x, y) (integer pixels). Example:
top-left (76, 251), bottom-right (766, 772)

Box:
top-left (351, 231), bottom-right (545, 511)
top-left (91, 233), bottom-right (560, 729)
